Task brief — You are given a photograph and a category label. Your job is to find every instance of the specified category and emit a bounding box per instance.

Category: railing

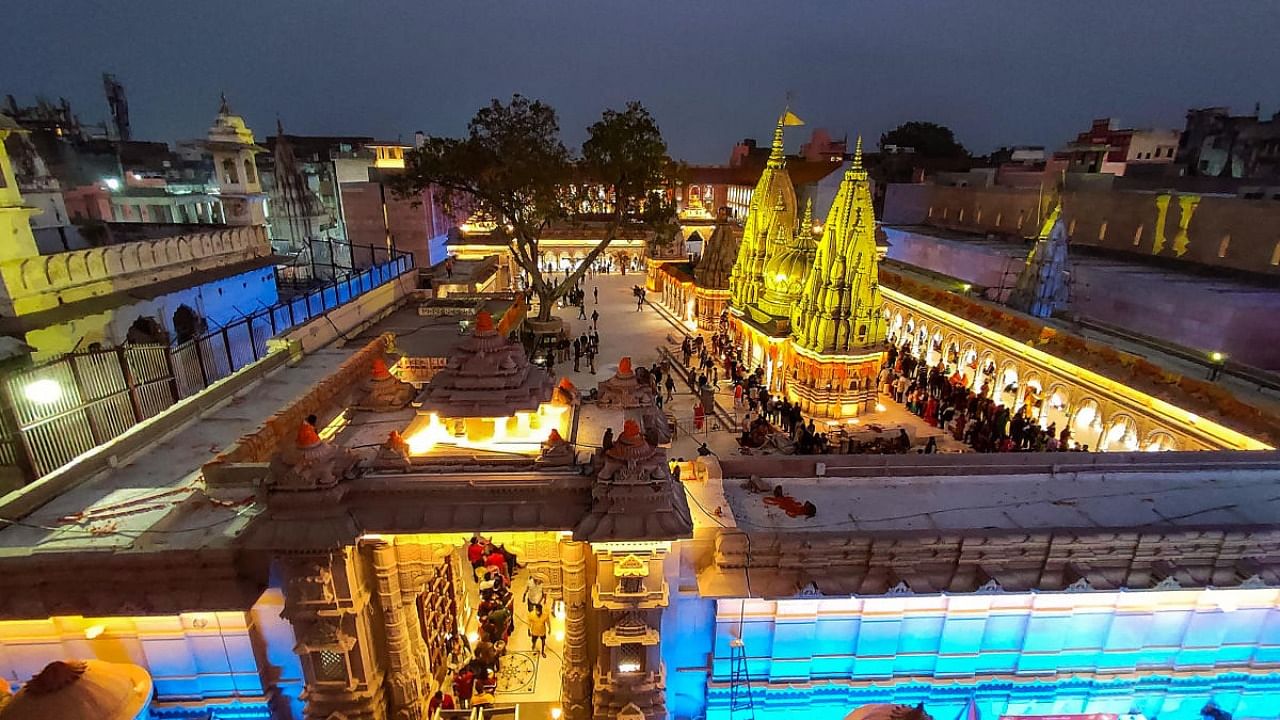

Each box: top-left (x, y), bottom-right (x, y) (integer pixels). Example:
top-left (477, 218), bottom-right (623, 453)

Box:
top-left (0, 250), bottom-right (414, 483)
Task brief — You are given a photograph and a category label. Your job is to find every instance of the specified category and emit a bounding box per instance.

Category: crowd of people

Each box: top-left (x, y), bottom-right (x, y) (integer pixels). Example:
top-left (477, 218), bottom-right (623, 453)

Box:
top-left (880, 342), bottom-right (1083, 453)
top-left (427, 536), bottom-right (553, 713)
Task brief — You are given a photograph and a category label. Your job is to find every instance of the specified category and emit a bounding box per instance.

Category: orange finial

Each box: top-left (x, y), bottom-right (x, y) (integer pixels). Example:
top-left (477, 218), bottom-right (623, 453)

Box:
top-left (558, 376), bottom-right (576, 391)
top-left (618, 356), bottom-right (633, 375)
top-left (620, 419), bottom-right (642, 439)
top-left (475, 311), bottom-right (495, 332)
top-left (371, 357), bottom-right (391, 380)
top-left (387, 430), bottom-right (409, 451)
top-left (547, 428), bottom-right (563, 443)
top-left (297, 422), bottom-right (322, 449)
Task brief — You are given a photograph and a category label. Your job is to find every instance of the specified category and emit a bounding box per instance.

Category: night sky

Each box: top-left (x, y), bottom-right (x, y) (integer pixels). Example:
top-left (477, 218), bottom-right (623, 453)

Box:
top-left (6, 1), bottom-right (1280, 163)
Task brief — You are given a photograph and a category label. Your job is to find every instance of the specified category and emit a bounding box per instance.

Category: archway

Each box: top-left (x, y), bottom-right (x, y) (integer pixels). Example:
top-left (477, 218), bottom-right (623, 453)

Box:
top-left (925, 331), bottom-right (944, 368)
top-left (1070, 398), bottom-right (1102, 450)
top-left (172, 304), bottom-right (206, 344)
top-left (1143, 430), bottom-right (1179, 452)
top-left (1042, 384), bottom-right (1071, 432)
top-left (1019, 375), bottom-right (1043, 417)
top-left (125, 316), bottom-right (169, 345)
top-left (997, 363), bottom-right (1019, 408)
top-left (1100, 414), bottom-right (1140, 452)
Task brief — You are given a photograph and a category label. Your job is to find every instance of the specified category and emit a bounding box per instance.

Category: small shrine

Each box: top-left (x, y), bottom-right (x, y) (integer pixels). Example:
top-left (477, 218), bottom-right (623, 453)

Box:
top-left (404, 311), bottom-right (567, 454)
top-left (352, 356), bottom-right (415, 411)
top-left (574, 420), bottom-right (692, 542)
top-left (596, 357), bottom-right (654, 409)
top-left (267, 422), bottom-right (361, 491)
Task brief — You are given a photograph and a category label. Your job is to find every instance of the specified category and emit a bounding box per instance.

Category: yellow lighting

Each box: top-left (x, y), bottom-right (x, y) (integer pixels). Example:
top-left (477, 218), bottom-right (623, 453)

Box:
top-left (618, 660), bottom-right (641, 673)
top-left (23, 378), bottom-right (62, 405)
top-left (553, 630), bottom-right (565, 643)
top-left (1210, 351), bottom-right (1225, 363)
top-left (875, 403), bottom-right (886, 412)
top-left (318, 412), bottom-right (348, 441)
top-left (551, 708), bottom-right (563, 720)
top-left (960, 283), bottom-right (972, 292)
top-left (467, 630), bottom-right (479, 645)
top-left (84, 624), bottom-right (106, 639)
top-left (553, 599), bottom-right (566, 619)
top-left (774, 272), bottom-right (788, 282)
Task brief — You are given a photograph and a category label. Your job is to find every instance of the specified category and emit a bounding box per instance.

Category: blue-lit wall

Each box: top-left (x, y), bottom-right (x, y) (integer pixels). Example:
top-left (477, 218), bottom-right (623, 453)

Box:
top-left (696, 589), bottom-right (1280, 720)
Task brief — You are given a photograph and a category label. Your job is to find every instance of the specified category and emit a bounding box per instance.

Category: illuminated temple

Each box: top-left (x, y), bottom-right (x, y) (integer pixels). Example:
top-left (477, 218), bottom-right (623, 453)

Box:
top-left (0, 108), bottom-right (1278, 720)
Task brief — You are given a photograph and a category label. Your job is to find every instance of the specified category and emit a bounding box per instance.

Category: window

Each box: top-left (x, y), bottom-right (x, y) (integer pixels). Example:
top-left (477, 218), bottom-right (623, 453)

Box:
top-left (957, 208), bottom-right (965, 222)
top-left (1271, 240), bottom-right (1280, 266)
top-left (315, 650), bottom-right (346, 682)
top-left (1132, 224), bottom-right (1143, 246)
top-left (995, 212), bottom-right (1003, 227)
top-left (1098, 221), bottom-right (1107, 241)
top-left (620, 576), bottom-right (643, 594)
top-left (222, 157), bottom-right (238, 184)
top-left (243, 158), bottom-right (256, 185)
top-left (1068, 219), bottom-right (1077, 236)
top-left (1218, 234), bottom-right (1230, 258)
top-left (618, 644), bottom-right (644, 674)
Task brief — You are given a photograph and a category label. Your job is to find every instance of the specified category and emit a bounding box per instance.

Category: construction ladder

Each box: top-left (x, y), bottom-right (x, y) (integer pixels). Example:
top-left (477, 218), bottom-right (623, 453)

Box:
top-left (728, 637), bottom-right (755, 719)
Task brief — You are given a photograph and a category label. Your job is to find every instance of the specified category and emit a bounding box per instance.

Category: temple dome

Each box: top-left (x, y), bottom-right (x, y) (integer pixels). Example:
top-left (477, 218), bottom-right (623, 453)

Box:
top-left (0, 660), bottom-right (153, 720)
top-left (415, 311), bottom-right (555, 418)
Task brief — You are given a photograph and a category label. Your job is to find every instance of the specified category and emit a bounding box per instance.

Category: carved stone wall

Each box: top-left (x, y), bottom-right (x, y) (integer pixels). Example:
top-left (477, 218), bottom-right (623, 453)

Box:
top-left (279, 549), bottom-right (388, 720)
top-left (590, 543), bottom-right (672, 720)
top-left (712, 528), bottom-right (1280, 595)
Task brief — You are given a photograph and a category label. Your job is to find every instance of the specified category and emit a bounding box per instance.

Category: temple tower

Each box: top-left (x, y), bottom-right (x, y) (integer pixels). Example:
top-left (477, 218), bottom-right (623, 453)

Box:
top-left (270, 120), bottom-right (331, 255)
top-left (1007, 201), bottom-right (1070, 318)
top-left (207, 95), bottom-right (267, 226)
top-left (573, 421), bottom-right (693, 720)
top-left (727, 113), bottom-right (798, 312)
top-left (787, 137), bottom-right (886, 417)
top-left (691, 206), bottom-right (739, 328)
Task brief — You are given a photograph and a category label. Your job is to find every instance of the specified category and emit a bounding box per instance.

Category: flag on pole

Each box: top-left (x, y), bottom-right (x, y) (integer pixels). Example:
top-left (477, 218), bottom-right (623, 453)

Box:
top-left (781, 109), bottom-right (805, 127)
top-left (956, 698), bottom-right (980, 720)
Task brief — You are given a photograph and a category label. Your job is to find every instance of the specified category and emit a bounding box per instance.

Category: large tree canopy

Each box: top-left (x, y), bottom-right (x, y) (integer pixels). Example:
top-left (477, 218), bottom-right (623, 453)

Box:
top-left (394, 95), bottom-right (673, 322)
top-left (879, 121), bottom-right (968, 158)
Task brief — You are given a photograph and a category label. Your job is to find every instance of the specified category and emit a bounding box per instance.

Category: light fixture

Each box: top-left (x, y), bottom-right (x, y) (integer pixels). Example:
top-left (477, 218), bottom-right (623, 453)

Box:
top-left (960, 283), bottom-right (972, 293)
top-left (467, 630), bottom-right (479, 645)
top-left (84, 624), bottom-right (106, 639)
top-left (102, 177), bottom-right (121, 191)
top-left (875, 403), bottom-right (886, 412)
top-left (551, 709), bottom-right (563, 720)
top-left (617, 660), bottom-right (641, 673)
top-left (1209, 351), bottom-right (1225, 363)
top-left (23, 378), bottom-right (62, 405)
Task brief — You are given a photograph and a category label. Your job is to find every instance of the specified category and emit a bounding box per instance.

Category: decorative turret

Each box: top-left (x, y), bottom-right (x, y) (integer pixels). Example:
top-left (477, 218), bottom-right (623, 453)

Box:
top-left (206, 95), bottom-right (267, 226)
top-left (693, 207), bottom-right (739, 290)
top-left (791, 137), bottom-right (886, 354)
top-left (727, 112), bottom-right (798, 311)
top-left (0, 115), bottom-right (40, 267)
top-left (1007, 201), bottom-right (1070, 318)
top-left (758, 197), bottom-right (818, 319)
top-left (574, 420), bottom-right (692, 542)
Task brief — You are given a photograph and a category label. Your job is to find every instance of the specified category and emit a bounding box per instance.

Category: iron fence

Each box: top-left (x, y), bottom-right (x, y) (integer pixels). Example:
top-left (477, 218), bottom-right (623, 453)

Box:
top-left (0, 251), bottom-right (414, 482)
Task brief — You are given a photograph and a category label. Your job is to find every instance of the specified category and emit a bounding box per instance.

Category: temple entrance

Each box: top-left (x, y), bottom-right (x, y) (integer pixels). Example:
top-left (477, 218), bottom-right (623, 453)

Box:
top-left (379, 531), bottom-right (570, 716)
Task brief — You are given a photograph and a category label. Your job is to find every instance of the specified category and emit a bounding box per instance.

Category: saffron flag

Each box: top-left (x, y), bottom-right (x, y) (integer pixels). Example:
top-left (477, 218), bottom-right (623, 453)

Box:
top-left (781, 109), bottom-right (805, 126)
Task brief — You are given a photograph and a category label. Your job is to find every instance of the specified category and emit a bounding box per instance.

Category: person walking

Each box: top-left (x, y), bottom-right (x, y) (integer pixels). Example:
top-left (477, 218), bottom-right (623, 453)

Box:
top-left (594, 286), bottom-right (599, 304)
top-left (578, 302), bottom-right (586, 320)
top-left (591, 309), bottom-right (599, 328)
top-left (528, 603), bottom-right (549, 658)
top-left (523, 574), bottom-right (545, 612)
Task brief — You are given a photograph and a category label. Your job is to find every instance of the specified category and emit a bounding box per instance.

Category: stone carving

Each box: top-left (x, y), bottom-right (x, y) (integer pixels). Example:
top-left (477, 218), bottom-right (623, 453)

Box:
top-left (353, 356), bottom-right (415, 411)
top-left (574, 420), bottom-right (693, 542)
top-left (267, 423), bottom-right (361, 491)
top-left (415, 311), bottom-right (554, 419)
top-left (597, 357), bottom-right (654, 409)
top-left (537, 428), bottom-right (575, 466)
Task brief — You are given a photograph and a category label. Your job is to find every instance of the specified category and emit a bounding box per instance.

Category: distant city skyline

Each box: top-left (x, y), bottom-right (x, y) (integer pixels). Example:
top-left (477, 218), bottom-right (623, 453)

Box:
top-left (5, 1), bottom-right (1280, 163)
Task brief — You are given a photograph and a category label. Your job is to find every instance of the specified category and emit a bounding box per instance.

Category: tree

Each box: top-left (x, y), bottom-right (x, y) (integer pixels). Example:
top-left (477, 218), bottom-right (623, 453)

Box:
top-left (879, 121), bottom-right (968, 158)
top-left (394, 95), bottom-right (673, 323)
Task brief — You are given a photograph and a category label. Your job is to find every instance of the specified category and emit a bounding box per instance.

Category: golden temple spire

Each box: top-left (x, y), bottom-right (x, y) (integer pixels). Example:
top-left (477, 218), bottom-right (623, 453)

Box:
top-left (800, 197), bottom-right (813, 236)
top-left (768, 116), bottom-right (786, 167)
top-left (849, 135), bottom-right (865, 176)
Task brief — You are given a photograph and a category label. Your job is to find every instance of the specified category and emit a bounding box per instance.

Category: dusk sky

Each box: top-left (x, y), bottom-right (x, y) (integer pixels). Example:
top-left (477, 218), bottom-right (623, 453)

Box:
top-left (6, 1), bottom-right (1280, 163)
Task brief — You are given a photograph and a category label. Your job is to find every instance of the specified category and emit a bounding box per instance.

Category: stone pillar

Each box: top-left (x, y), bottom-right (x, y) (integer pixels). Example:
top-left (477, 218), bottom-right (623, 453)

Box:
top-left (366, 538), bottom-right (426, 720)
top-left (560, 539), bottom-right (593, 720)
